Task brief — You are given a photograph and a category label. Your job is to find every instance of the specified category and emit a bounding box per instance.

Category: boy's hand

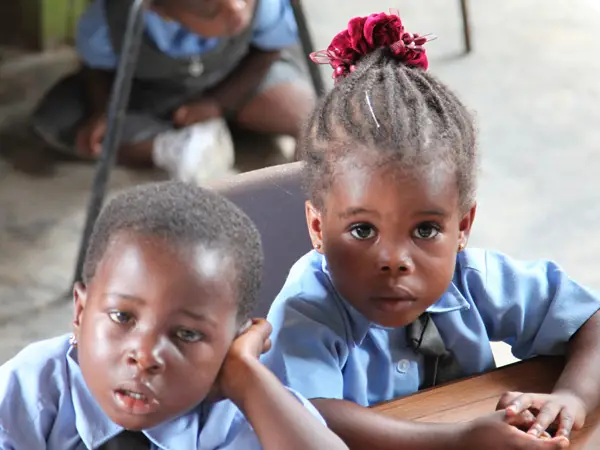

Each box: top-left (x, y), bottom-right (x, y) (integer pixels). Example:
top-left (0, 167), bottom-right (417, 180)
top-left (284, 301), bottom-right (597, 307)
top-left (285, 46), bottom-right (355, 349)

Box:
top-left (76, 114), bottom-right (107, 158)
top-left (458, 410), bottom-right (570, 449)
top-left (215, 319), bottom-right (272, 402)
top-left (173, 99), bottom-right (222, 127)
top-left (498, 391), bottom-right (586, 440)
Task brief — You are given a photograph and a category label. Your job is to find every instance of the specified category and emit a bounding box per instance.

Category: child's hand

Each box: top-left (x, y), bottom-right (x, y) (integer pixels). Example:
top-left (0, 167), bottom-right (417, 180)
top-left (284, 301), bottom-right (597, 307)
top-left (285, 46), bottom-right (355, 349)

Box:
top-left (173, 99), bottom-right (222, 127)
top-left (459, 410), bottom-right (570, 449)
top-left (498, 391), bottom-right (586, 440)
top-left (214, 319), bottom-right (272, 402)
top-left (76, 114), bottom-right (107, 157)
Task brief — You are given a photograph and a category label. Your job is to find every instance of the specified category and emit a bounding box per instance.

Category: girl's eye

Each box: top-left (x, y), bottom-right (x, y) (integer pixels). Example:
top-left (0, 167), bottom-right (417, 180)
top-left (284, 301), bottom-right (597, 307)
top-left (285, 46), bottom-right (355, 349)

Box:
top-left (175, 329), bottom-right (204, 343)
top-left (413, 223), bottom-right (441, 240)
top-left (108, 311), bottom-right (133, 325)
top-left (350, 224), bottom-right (377, 240)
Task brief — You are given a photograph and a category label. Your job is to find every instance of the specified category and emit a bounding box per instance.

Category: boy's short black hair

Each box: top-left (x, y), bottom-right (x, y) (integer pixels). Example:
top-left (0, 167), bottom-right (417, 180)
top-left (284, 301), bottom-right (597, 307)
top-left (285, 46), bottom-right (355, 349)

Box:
top-left (83, 181), bottom-right (263, 321)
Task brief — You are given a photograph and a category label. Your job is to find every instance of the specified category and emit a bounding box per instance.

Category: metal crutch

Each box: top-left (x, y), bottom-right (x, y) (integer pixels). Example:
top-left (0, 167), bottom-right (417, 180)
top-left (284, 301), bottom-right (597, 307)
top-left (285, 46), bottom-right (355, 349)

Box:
top-left (72, 0), bottom-right (149, 284)
top-left (290, 0), bottom-right (326, 96)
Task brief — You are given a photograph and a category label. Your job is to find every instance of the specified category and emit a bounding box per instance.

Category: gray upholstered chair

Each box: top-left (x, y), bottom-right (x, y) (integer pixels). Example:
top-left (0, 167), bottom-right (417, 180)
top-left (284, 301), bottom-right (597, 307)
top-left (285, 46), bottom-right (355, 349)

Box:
top-left (210, 162), bottom-right (311, 318)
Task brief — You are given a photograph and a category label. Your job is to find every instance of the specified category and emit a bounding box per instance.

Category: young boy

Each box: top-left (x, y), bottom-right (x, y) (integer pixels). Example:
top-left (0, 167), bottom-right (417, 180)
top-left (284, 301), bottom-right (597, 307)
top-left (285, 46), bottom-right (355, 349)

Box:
top-left (32, 0), bottom-right (314, 180)
top-left (0, 182), bottom-right (347, 450)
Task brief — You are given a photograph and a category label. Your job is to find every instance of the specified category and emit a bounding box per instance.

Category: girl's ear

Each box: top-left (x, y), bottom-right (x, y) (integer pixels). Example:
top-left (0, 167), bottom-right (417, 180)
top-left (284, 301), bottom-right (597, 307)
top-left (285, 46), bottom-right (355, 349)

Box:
top-left (458, 204), bottom-right (477, 249)
top-left (305, 201), bottom-right (324, 253)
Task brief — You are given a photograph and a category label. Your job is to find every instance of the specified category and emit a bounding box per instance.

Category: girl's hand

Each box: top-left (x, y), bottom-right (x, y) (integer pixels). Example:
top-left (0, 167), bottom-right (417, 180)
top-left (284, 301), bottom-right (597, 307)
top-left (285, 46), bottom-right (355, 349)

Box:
top-left (459, 410), bottom-right (570, 449)
top-left (214, 319), bottom-right (272, 402)
top-left (498, 391), bottom-right (586, 439)
top-left (173, 99), bottom-right (222, 127)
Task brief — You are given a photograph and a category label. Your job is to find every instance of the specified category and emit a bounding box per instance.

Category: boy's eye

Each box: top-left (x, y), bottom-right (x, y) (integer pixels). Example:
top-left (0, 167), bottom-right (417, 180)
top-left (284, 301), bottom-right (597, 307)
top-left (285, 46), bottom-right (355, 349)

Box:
top-left (175, 329), bottom-right (204, 343)
top-left (108, 311), bottom-right (133, 325)
top-left (350, 224), bottom-right (377, 240)
top-left (413, 223), bottom-right (441, 240)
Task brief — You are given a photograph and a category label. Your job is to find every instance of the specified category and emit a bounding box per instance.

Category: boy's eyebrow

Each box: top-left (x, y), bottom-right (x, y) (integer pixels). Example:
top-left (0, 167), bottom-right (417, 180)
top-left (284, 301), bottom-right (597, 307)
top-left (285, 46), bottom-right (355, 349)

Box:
top-left (180, 309), bottom-right (218, 327)
top-left (338, 207), bottom-right (379, 219)
top-left (106, 292), bottom-right (145, 303)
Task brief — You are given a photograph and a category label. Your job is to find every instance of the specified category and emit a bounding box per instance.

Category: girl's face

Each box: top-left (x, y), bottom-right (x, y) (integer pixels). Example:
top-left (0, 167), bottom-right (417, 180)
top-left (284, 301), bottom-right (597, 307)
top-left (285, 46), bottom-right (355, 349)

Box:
top-left (306, 155), bottom-right (476, 328)
top-left (153, 0), bottom-right (254, 38)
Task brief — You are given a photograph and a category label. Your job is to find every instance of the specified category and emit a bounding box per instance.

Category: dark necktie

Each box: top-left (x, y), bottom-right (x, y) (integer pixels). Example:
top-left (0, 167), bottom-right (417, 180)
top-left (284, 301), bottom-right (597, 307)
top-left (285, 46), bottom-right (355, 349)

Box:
top-left (98, 430), bottom-right (151, 450)
top-left (406, 312), bottom-right (464, 389)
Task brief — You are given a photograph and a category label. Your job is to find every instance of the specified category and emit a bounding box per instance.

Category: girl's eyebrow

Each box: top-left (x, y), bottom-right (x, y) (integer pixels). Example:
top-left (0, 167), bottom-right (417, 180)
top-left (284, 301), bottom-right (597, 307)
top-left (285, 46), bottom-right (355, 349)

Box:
top-left (338, 207), bottom-right (379, 219)
top-left (413, 209), bottom-right (448, 217)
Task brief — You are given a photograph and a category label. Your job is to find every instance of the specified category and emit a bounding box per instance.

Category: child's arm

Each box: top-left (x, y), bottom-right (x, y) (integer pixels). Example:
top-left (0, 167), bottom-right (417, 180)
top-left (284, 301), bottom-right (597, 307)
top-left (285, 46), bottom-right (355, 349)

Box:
top-left (219, 319), bottom-right (348, 450)
top-left (310, 398), bottom-right (566, 450)
top-left (457, 250), bottom-right (600, 439)
top-left (500, 311), bottom-right (600, 438)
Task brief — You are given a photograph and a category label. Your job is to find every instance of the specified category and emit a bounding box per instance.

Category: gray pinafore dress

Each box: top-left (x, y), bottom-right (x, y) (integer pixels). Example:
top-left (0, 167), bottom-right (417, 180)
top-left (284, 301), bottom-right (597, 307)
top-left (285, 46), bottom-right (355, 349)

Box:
top-left (32, 0), bottom-right (304, 153)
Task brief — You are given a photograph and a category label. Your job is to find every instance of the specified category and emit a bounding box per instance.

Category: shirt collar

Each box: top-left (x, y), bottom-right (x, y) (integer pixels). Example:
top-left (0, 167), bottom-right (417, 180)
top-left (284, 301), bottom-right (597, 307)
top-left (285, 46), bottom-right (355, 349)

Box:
top-left (67, 346), bottom-right (202, 450)
top-left (320, 253), bottom-right (470, 346)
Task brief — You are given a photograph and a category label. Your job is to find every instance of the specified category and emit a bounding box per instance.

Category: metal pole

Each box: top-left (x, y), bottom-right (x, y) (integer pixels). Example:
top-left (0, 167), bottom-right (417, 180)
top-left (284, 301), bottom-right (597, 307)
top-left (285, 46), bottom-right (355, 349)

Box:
top-left (290, 0), bottom-right (326, 96)
top-left (72, 0), bottom-right (149, 284)
top-left (460, 0), bottom-right (472, 53)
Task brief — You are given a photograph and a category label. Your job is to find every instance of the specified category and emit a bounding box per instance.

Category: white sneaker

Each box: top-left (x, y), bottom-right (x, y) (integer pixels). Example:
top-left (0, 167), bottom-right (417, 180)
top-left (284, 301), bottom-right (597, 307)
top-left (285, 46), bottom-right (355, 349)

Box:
top-left (152, 118), bottom-right (235, 185)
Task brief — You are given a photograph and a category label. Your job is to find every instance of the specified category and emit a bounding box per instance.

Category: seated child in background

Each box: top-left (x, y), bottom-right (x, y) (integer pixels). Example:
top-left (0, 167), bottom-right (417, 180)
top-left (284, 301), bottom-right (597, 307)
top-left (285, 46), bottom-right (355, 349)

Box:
top-left (32, 0), bottom-right (315, 183)
top-left (0, 182), bottom-right (347, 450)
top-left (262, 10), bottom-right (600, 450)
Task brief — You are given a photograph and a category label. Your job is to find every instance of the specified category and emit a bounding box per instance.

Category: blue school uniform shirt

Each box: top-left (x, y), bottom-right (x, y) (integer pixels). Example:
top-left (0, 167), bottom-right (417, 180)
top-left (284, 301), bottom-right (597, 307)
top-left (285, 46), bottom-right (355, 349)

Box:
top-left (0, 334), bottom-right (323, 449)
top-left (263, 249), bottom-right (600, 407)
top-left (77, 0), bottom-right (299, 69)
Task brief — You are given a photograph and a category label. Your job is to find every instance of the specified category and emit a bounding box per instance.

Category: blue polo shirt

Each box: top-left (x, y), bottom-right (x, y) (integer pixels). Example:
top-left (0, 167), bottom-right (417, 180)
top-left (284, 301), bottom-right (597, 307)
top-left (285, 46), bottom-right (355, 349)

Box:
top-left (0, 334), bottom-right (324, 449)
top-left (76, 0), bottom-right (299, 69)
top-left (263, 249), bottom-right (600, 406)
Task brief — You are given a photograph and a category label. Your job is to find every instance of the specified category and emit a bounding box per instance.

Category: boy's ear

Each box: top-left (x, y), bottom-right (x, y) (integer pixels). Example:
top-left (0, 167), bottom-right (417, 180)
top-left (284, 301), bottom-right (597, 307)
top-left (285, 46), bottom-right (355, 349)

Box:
top-left (458, 203), bottom-right (477, 249)
top-left (305, 201), bottom-right (324, 253)
top-left (73, 282), bottom-right (88, 342)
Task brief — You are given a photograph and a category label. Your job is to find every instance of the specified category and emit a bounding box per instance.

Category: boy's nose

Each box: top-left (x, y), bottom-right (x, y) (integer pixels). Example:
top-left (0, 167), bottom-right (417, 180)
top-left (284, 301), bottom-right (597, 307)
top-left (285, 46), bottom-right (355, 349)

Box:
top-left (126, 334), bottom-right (166, 375)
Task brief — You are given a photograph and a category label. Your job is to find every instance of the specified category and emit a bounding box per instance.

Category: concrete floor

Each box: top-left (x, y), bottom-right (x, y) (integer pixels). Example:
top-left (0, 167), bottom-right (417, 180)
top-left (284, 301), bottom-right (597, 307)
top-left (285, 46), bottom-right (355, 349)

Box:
top-left (1, 0), bottom-right (600, 366)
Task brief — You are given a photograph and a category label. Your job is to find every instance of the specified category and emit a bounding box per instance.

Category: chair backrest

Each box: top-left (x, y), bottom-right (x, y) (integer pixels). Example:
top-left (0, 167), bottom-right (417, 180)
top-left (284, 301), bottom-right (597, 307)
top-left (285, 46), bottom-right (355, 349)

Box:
top-left (209, 162), bottom-right (311, 317)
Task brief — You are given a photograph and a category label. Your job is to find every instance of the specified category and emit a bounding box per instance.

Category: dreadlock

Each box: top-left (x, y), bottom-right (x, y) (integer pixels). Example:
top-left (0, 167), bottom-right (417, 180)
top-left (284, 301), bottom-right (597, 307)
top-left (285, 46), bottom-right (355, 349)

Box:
top-left (300, 47), bottom-right (477, 212)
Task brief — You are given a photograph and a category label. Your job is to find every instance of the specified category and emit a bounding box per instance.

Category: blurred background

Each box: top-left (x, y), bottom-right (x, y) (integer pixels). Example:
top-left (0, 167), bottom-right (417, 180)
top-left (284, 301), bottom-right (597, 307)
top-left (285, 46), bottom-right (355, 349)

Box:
top-left (1, 0), bottom-right (599, 364)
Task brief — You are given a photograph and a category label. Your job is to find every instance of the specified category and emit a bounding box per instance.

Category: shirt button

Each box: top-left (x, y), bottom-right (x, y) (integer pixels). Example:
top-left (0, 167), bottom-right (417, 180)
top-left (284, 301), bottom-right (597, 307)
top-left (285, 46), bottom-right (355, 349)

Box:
top-left (396, 359), bottom-right (410, 374)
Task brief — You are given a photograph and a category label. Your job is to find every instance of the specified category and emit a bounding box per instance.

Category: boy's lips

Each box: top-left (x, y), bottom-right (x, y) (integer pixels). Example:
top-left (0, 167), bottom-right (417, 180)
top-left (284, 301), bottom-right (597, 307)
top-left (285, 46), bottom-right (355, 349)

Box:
top-left (113, 381), bottom-right (160, 416)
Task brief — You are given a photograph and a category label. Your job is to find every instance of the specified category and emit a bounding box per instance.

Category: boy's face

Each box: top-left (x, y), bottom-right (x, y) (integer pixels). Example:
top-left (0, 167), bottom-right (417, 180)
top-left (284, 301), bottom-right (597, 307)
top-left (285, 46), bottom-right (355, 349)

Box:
top-left (306, 154), bottom-right (476, 328)
top-left (153, 0), bottom-right (255, 38)
top-left (73, 232), bottom-right (240, 430)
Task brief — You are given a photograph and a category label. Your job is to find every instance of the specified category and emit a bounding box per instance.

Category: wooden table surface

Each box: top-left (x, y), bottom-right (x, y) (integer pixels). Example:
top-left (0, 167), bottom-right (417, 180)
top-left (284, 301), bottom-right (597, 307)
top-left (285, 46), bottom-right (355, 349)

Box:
top-left (373, 357), bottom-right (600, 449)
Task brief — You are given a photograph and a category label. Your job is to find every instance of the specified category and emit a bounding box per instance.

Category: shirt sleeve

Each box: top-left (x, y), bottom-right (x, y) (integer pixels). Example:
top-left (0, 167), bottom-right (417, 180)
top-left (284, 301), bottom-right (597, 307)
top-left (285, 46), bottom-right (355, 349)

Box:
top-left (262, 296), bottom-right (348, 400)
top-left (251, 0), bottom-right (299, 50)
top-left (75, 0), bottom-right (118, 69)
top-left (0, 367), bottom-right (54, 449)
top-left (465, 250), bottom-right (600, 359)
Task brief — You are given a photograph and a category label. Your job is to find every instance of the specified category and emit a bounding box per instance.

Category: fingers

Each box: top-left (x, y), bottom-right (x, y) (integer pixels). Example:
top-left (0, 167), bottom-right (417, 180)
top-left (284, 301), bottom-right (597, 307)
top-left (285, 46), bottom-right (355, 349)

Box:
top-left (262, 338), bottom-right (272, 354)
top-left (90, 121), bottom-right (106, 157)
top-left (528, 401), bottom-right (562, 437)
top-left (248, 318), bottom-right (273, 341)
top-left (173, 107), bottom-right (188, 127)
top-left (555, 409), bottom-right (576, 439)
top-left (498, 391), bottom-right (523, 411)
top-left (506, 393), bottom-right (542, 416)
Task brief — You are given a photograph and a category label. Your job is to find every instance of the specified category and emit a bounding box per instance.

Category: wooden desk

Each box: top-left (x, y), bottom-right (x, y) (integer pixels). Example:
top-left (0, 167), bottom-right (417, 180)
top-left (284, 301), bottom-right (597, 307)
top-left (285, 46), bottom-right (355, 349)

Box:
top-left (373, 357), bottom-right (600, 449)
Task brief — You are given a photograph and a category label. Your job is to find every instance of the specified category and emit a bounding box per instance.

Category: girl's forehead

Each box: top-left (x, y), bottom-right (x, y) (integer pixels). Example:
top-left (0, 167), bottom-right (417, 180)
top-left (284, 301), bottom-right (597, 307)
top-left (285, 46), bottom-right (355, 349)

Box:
top-left (326, 159), bottom-right (460, 213)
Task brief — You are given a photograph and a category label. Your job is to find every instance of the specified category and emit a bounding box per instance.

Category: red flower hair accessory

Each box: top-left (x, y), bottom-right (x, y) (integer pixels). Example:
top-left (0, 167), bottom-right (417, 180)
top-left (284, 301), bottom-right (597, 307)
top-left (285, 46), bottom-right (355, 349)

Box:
top-left (310, 9), bottom-right (436, 84)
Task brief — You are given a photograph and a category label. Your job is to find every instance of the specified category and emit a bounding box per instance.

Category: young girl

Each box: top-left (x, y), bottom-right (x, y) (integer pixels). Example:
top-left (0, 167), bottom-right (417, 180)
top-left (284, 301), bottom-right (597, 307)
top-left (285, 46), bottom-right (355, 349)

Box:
top-left (0, 182), bottom-right (347, 450)
top-left (32, 0), bottom-right (314, 182)
top-left (263, 10), bottom-right (600, 450)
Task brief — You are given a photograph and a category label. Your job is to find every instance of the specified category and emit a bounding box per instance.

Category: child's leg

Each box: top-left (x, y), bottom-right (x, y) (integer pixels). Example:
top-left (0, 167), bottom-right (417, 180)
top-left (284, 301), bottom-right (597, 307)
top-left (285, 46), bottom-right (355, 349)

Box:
top-left (234, 50), bottom-right (316, 141)
top-left (32, 71), bottom-right (171, 167)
